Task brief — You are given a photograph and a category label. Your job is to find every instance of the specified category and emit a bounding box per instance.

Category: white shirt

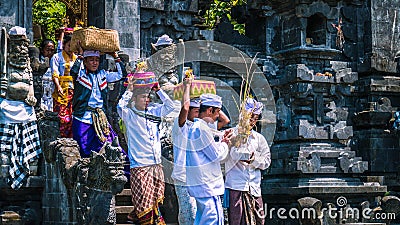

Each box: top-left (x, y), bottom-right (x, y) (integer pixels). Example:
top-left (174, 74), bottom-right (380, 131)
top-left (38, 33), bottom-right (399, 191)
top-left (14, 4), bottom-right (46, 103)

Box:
top-left (117, 89), bottom-right (175, 168)
top-left (0, 98), bottom-right (36, 123)
top-left (224, 129), bottom-right (271, 197)
top-left (171, 118), bottom-right (192, 184)
top-left (186, 118), bottom-right (229, 198)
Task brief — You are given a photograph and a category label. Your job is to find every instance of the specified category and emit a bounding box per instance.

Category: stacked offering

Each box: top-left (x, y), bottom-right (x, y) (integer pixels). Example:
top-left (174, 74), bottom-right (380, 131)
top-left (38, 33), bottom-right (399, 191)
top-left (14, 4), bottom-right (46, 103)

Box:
top-left (173, 69), bottom-right (216, 100)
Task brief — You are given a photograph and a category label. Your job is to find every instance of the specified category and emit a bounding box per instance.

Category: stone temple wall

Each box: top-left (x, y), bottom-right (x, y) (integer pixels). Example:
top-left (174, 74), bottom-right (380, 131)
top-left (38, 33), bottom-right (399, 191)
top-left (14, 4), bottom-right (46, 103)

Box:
top-left (0, 0), bottom-right (33, 41)
top-left (140, 0), bottom-right (199, 58)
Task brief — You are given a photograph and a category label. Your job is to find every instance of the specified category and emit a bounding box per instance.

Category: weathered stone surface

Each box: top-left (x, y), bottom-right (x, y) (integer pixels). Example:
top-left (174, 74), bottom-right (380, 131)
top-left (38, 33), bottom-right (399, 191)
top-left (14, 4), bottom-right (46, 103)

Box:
top-left (297, 197), bottom-right (323, 225)
top-left (0, 0), bottom-right (32, 40)
top-left (141, 0), bottom-right (164, 10)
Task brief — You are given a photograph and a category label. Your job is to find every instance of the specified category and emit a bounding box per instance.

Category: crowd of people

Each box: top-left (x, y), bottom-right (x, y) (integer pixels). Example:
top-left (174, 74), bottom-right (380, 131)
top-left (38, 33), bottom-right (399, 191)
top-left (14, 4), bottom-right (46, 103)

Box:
top-left (12, 27), bottom-right (272, 224)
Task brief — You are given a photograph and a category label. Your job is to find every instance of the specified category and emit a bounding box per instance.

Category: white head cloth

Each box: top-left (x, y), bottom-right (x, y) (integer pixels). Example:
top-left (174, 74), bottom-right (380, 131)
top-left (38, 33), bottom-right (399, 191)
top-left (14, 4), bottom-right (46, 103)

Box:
top-left (200, 93), bottom-right (222, 108)
top-left (9, 26), bottom-right (26, 36)
top-left (245, 98), bottom-right (263, 115)
top-left (190, 98), bottom-right (200, 108)
top-left (154, 34), bottom-right (173, 46)
top-left (83, 50), bottom-right (100, 58)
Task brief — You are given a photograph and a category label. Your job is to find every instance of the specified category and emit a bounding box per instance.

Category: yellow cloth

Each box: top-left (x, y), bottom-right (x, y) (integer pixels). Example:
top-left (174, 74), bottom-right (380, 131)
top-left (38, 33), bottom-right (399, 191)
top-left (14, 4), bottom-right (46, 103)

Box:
top-left (52, 76), bottom-right (73, 105)
top-left (52, 51), bottom-right (77, 105)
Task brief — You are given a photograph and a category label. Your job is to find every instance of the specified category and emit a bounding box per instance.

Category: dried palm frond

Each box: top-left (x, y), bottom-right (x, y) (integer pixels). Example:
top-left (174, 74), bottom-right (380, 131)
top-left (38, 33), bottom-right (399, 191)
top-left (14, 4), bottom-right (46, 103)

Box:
top-left (231, 53), bottom-right (259, 148)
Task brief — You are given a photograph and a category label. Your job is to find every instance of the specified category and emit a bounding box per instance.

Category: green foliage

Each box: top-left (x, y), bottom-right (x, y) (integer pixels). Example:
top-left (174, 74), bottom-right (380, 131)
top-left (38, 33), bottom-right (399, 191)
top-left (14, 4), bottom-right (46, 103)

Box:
top-left (32, 0), bottom-right (66, 46)
top-left (203, 0), bottom-right (246, 35)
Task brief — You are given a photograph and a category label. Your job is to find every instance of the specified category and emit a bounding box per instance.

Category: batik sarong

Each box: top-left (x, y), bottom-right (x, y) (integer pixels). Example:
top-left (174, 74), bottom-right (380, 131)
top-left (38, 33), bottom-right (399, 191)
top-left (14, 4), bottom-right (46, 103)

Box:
top-left (53, 88), bottom-right (73, 138)
top-left (129, 164), bottom-right (165, 225)
top-left (228, 189), bottom-right (265, 225)
top-left (175, 184), bottom-right (196, 225)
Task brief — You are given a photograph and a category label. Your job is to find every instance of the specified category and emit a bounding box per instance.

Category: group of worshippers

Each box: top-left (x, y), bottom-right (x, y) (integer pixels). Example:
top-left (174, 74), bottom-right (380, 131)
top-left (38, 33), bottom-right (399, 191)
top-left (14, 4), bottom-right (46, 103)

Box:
top-left (117, 70), bottom-right (271, 224)
top-left (37, 29), bottom-right (126, 156)
top-left (1, 26), bottom-right (271, 224)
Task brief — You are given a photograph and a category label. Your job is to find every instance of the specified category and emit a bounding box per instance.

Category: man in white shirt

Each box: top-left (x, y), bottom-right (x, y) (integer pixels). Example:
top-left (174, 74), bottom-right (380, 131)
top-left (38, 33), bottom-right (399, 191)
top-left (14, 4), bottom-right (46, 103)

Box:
top-left (186, 93), bottom-right (232, 225)
top-left (117, 75), bottom-right (175, 224)
top-left (224, 98), bottom-right (271, 225)
top-left (171, 77), bottom-right (199, 225)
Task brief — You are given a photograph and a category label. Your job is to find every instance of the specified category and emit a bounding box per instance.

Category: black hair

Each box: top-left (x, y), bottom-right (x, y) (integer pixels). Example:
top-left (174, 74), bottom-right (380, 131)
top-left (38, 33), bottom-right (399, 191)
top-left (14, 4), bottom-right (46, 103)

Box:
top-left (132, 88), bottom-right (151, 97)
top-left (63, 34), bottom-right (72, 45)
top-left (40, 39), bottom-right (55, 51)
top-left (199, 105), bottom-right (218, 114)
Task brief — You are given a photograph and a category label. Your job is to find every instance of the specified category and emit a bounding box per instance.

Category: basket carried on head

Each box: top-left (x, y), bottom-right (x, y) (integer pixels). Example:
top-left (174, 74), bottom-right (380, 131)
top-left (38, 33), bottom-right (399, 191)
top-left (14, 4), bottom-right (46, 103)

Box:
top-left (173, 80), bottom-right (216, 100)
top-left (70, 28), bottom-right (120, 52)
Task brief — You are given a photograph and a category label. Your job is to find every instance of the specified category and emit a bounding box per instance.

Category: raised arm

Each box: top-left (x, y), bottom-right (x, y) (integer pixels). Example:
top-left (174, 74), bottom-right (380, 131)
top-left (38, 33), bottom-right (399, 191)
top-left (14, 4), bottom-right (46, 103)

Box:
top-left (70, 58), bottom-right (83, 79)
top-left (117, 76), bottom-right (134, 120)
top-left (70, 41), bottom-right (83, 79)
top-left (105, 52), bottom-right (126, 83)
top-left (146, 85), bottom-right (175, 117)
top-left (178, 77), bottom-right (192, 127)
top-left (217, 110), bottom-right (230, 129)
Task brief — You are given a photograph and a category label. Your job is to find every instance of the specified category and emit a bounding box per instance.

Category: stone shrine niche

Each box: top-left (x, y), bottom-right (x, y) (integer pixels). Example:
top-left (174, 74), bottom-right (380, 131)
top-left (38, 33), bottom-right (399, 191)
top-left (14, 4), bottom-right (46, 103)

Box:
top-left (271, 1), bottom-right (338, 53)
top-left (306, 13), bottom-right (327, 46)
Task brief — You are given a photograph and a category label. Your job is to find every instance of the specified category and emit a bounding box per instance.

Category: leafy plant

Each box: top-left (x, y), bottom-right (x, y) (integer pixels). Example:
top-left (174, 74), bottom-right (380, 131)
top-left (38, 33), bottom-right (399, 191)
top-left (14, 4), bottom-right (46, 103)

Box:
top-left (203, 0), bottom-right (247, 35)
top-left (32, 0), bottom-right (66, 46)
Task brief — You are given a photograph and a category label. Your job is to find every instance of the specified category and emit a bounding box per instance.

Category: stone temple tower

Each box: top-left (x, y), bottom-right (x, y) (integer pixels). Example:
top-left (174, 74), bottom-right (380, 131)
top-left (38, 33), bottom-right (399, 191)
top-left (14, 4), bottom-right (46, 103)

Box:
top-left (259, 0), bottom-right (400, 224)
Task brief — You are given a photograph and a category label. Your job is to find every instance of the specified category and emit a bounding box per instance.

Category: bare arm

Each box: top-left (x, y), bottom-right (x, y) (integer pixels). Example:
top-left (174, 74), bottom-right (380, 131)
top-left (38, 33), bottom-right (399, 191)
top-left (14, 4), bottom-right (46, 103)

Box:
top-left (217, 110), bottom-right (230, 129)
top-left (50, 55), bottom-right (63, 96)
top-left (178, 77), bottom-right (192, 127)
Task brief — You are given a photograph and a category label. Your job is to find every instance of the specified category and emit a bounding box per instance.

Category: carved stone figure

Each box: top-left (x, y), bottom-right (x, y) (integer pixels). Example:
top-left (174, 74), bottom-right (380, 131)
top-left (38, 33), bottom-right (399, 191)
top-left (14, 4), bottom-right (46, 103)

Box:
top-left (148, 34), bottom-right (179, 95)
top-left (51, 138), bottom-right (127, 225)
top-left (146, 34), bottom-right (181, 162)
top-left (2, 29), bottom-right (36, 106)
top-left (0, 26), bottom-right (42, 189)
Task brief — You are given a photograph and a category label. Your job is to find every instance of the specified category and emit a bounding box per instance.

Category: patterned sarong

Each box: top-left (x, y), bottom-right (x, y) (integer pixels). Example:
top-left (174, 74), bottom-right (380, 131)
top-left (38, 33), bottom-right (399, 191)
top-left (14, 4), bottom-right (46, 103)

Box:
top-left (53, 88), bottom-right (73, 138)
top-left (130, 164), bottom-right (166, 225)
top-left (0, 121), bottom-right (42, 189)
top-left (228, 189), bottom-right (265, 225)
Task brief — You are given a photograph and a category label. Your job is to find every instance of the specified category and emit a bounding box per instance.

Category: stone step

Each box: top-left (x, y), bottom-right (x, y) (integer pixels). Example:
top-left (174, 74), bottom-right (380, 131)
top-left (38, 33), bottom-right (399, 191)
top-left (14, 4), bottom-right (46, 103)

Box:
top-left (343, 223), bottom-right (386, 225)
top-left (115, 185), bottom-right (179, 223)
top-left (115, 205), bottom-right (133, 214)
top-left (115, 189), bottom-right (132, 206)
top-left (117, 188), bottom-right (131, 196)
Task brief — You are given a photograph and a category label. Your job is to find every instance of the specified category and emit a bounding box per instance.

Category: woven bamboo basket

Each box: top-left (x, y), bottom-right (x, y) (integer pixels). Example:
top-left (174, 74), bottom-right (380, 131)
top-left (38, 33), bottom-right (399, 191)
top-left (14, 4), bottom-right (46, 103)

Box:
top-left (70, 28), bottom-right (120, 52)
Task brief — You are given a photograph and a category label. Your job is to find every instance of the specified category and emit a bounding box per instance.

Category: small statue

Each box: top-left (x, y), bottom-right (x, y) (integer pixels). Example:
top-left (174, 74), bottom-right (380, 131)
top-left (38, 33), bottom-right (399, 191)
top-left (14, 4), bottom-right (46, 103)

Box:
top-left (0, 26), bottom-right (42, 189)
top-left (149, 34), bottom-right (179, 94)
top-left (1, 26), bottom-right (37, 105)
